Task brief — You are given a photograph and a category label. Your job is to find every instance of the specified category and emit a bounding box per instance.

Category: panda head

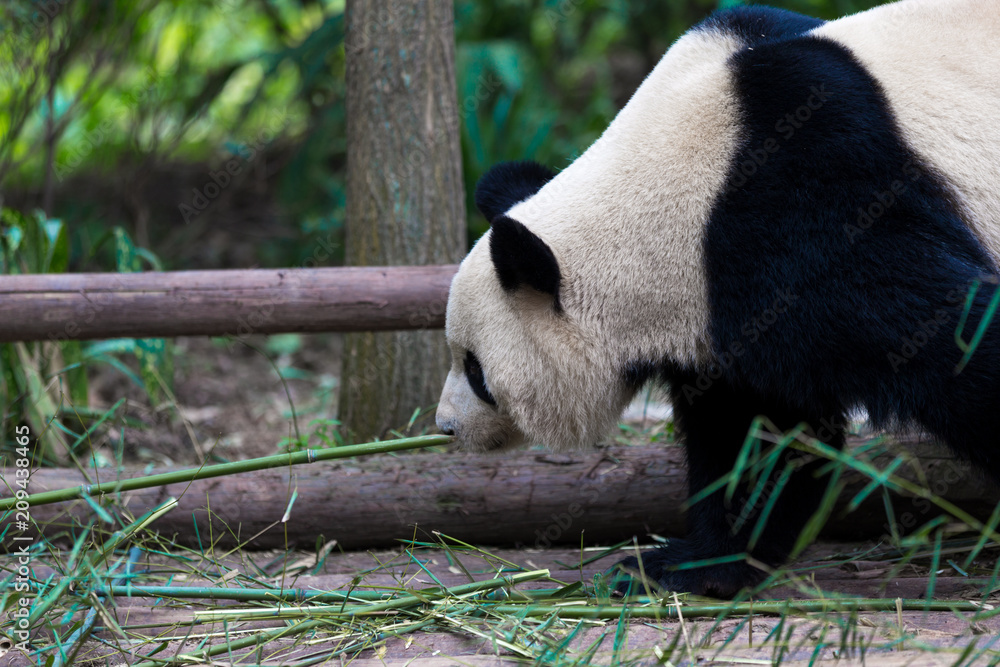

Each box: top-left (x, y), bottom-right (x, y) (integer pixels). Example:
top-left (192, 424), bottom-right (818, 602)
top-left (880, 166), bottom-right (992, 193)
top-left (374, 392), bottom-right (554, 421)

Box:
top-left (436, 161), bottom-right (639, 451)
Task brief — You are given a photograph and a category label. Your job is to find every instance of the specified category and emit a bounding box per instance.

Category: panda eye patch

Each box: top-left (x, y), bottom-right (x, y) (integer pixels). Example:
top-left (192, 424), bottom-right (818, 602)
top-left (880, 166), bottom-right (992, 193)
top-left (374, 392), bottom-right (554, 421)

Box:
top-left (464, 351), bottom-right (497, 407)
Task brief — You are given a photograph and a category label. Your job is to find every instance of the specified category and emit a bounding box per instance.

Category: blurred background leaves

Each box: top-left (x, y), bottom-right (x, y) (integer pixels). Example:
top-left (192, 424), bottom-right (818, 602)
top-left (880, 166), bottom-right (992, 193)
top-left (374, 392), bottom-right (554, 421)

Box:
top-left (1, 0), bottom-right (887, 266)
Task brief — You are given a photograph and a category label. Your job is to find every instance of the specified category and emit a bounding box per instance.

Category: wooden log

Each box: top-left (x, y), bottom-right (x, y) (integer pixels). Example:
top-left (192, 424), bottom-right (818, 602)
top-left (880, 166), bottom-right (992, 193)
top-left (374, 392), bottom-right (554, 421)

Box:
top-left (0, 265), bottom-right (459, 342)
top-left (14, 436), bottom-right (1000, 550)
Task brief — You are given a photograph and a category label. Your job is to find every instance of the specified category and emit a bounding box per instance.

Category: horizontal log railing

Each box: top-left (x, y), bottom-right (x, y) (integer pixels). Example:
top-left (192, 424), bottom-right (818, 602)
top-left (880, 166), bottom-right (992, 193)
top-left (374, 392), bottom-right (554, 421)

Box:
top-left (0, 265), bottom-right (459, 342)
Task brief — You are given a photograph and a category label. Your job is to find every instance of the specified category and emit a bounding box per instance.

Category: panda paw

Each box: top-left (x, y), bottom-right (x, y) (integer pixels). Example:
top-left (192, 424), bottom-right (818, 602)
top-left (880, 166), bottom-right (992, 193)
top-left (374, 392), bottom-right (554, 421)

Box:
top-left (608, 540), bottom-right (766, 599)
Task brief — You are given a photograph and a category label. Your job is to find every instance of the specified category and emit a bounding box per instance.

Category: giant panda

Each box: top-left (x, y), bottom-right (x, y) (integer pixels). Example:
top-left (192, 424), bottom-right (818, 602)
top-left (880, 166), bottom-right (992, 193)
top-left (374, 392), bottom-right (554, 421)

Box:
top-left (436, 0), bottom-right (1000, 598)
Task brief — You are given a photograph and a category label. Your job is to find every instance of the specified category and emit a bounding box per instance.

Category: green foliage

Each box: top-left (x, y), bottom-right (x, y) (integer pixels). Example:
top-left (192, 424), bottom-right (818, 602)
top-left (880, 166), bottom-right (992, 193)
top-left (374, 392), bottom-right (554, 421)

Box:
top-left (452, 0), bottom-right (888, 234)
top-left (0, 0), bottom-right (892, 265)
top-left (0, 209), bottom-right (173, 460)
top-left (1, 209), bottom-right (85, 462)
top-left (266, 333), bottom-right (305, 357)
top-left (110, 227), bottom-right (174, 404)
top-left (0, 209), bottom-right (70, 275)
top-left (279, 417), bottom-right (346, 452)
top-left (1, 0), bottom-right (347, 268)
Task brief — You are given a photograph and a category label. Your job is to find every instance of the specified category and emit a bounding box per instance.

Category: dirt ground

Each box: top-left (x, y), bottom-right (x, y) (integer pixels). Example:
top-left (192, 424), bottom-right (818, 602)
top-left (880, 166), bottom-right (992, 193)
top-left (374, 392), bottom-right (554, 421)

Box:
top-left (88, 334), bottom-right (345, 466)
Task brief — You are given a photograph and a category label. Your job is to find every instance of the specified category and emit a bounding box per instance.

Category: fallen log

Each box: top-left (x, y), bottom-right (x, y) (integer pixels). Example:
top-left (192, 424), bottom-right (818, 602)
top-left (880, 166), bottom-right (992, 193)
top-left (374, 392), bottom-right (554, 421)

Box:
top-left (12, 435), bottom-right (1000, 550)
top-left (0, 265), bottom-right (459, 342)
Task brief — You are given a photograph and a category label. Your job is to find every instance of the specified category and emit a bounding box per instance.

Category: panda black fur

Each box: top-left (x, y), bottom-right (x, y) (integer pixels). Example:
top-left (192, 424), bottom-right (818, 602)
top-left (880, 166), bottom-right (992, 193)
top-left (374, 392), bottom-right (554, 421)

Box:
top-left (436, 0), bottom-right (1000, 597)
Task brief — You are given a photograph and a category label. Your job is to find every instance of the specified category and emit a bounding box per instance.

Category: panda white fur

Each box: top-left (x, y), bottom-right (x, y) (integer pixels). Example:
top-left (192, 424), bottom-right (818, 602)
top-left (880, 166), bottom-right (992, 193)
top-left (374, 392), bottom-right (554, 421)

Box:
top-left (436, 0), bottom-right (1000, 597)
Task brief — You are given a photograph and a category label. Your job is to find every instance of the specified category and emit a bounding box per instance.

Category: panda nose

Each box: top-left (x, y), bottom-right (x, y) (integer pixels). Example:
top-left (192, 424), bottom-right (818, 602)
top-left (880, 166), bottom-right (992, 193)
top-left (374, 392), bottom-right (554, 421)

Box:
top-left (439, 423), bottom-right (456, 436)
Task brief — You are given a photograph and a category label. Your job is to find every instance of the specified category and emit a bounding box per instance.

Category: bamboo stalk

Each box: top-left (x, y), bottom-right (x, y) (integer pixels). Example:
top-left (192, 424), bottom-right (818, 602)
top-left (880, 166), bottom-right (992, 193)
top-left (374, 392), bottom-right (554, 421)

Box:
top-left (129, 618), bottom-right (329, 667)
top-left (93, 585), bottom-right (392, 603)
top-left (482, 598), bottom-right (988, 619)
top-left (194, 569), bottom-right (552, 620)
top-left (2, 435), bottom-right (452, 511)
top-left (88, 584), bottom-right (584, 604)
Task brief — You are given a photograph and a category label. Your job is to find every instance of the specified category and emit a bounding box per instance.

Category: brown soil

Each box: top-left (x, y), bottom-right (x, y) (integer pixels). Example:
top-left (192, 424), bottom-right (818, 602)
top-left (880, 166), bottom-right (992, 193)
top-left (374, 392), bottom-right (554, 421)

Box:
top-left (88, 333), bottom-right (343, 466)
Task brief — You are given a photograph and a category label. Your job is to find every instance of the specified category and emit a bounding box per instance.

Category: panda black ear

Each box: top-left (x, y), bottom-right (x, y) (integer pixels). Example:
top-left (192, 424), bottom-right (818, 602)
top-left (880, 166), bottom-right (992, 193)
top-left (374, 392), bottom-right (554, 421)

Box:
top-left (490, 215), bottom-right (561, 309)
top-left (475, 161), bottom-right (556, 223)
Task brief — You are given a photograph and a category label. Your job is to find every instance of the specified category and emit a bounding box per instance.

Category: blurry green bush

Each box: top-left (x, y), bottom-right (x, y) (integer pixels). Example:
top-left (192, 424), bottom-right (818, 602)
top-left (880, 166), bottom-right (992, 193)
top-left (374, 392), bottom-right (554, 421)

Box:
top-left (0, 0), bottom-right (886, 265)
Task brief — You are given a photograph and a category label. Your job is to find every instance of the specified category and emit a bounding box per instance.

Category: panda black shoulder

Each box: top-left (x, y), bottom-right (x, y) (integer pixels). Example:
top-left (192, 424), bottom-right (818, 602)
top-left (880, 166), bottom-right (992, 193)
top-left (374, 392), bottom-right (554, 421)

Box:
top-left (696, 5), bottom-right (824, 46)
top-left (701, 15), bottom-right (993, 411)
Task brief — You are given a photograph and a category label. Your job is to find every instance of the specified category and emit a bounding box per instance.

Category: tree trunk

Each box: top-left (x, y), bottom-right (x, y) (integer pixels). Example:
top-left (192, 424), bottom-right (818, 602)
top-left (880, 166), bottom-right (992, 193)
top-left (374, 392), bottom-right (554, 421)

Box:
top-left (340, 0), bottom-right (466, 440)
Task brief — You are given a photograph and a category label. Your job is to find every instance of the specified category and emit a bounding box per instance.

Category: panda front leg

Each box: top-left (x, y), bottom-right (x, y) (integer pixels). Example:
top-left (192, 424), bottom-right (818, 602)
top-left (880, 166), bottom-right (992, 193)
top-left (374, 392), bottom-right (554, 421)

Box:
top-left (613, 368), bottom-right (845, 598)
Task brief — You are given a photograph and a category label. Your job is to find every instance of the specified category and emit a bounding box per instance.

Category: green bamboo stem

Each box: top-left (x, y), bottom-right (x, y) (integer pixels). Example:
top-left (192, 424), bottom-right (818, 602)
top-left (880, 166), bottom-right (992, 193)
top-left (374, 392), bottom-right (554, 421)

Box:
top-left (0, 435), bottom-right (452, 511)
top-left (87, 586), bottom-right (989, 620)
top-left (792, 438), bottom-right (1000, 546)
top-left (131, 615), bottom-right (440, 667)
top-left (87, 584), bottom-right (576, 604)
top-left (130, 618), bottom-right (328, 667)
top-left (195, 569), bottom-right (551, 620)
top-left (483, 598), bottom-right (987, 619)
top-left (94, 584), bottom-right (392, 603)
